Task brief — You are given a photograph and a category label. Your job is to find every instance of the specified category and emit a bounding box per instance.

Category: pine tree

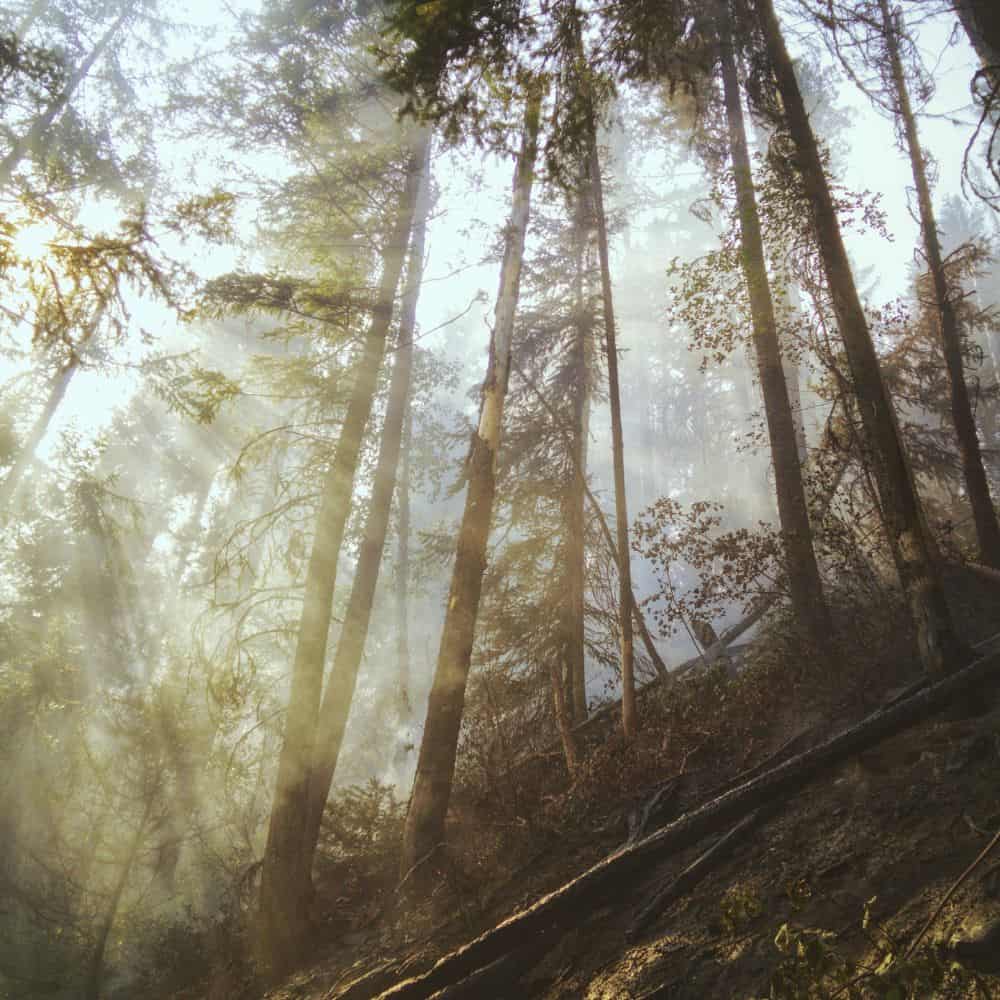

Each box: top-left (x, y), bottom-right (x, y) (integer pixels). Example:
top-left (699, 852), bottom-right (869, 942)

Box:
top-left (753, 0), bottom-right (968, 673)
top-left (400, 89), bottom-right (542, 878)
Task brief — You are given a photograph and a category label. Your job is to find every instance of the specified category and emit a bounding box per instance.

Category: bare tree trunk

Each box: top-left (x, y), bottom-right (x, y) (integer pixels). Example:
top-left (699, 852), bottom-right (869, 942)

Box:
top-left (258, 136), bottom-right (426, 976)
top-left (300, 141), bottom-right (433, 870)
top-left (0, 360), bottom-right (76, 511)
top-left (881, 0), bottom-right (1000, 568)
top-left (717, 2), bottom-right (832, 648)
top-left (397, 395), bottom-right (413, 718)
top-left (587, 123), bottom-right (638, 740)
top-left (0, 3), bottom-right (133, 186)
top-left (0, 301), bottom-right (107, 512)
top-left (756, 0), bottom-right (968, 673)
top-left (564, 168), bottom-right (592, 724)
top-left (399, 93), bottom-right (541, 878)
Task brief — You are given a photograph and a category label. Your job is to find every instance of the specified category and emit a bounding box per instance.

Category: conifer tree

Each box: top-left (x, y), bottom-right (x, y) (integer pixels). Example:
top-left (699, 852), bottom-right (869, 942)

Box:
top-left (401, 89), bottom-right (541, 877)
top-left (715, 0), bottom-right (832, 648)
top-left (753, 0), bottom-right (968, 673)
top-left (877, 0), bottom-right (1000, 567)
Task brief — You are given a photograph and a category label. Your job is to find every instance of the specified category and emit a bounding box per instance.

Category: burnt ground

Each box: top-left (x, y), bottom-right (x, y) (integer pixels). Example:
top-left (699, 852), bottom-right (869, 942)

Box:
top-left (235, 568), bottom-right (1000, 1000)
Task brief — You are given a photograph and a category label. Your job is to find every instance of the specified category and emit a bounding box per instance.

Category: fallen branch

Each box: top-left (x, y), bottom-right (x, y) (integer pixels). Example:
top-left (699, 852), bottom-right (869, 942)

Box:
top-left (625, 774), bottom-right (684, 848)
top-left (905, 824), bottom-right (1000, 959)
top-left (957, 560), bottom-right (1000, 588)
top-left (628, 804), bottom-right (777, 940)
top-left (374, 648), bottom-right (1000, 999)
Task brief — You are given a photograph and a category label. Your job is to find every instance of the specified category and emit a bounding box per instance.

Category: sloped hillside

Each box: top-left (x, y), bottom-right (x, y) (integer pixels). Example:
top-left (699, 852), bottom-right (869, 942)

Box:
top-left (234, 570), bottom-right (1000, 1000)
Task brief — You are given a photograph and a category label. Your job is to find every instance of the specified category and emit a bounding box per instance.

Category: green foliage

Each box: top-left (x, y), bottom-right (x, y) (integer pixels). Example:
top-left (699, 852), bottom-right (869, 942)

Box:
top-left (634, 497), bottom-right (781, 639)
top-left (767, 904), bottom-right (989, 1000)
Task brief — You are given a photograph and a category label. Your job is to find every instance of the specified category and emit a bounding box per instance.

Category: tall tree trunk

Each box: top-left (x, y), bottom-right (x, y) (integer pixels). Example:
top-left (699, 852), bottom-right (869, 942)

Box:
top-left (587, 124), bottom-right (638, 739)
top-left (0, 3), bottom-right (133, 186)
top-left (397, 394), bottom-right (413, 718)
top-left (755, 0), bottom-right (968, 673)
top-left (780, 286), bottom-right (809, 464)
top-left (564, 168), bottom-right (592, 724)
top-left (258, 136), bottom-right (426, 976)
top-left (300, 140), bottom-right (433, 871)
top-left (0, 301), bottom-right (106, 512)
top-left (400, 93), bottom-right (541, 878)
top-left (717, 1), bottom-right (832, 648)
top-left (953, 0), bottom-right (1000, 88)
top-left (881, 0), bottom-right (1000, 568)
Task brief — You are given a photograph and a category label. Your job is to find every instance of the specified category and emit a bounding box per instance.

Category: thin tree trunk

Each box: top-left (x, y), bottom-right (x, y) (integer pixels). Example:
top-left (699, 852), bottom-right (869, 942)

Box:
top-left (395, 398), bottom-right (413, 720)
top-left (881, 0), bottom-right (1000, 568)
top-left (397, 394), bottom-right (413, 718)
top-left (0, 3), bottom-right (132, 187)
top-left (564, 168), bottom-right (591, 724)
top-left (780, 285), bottom-right (810, 465)
top-left (548, 655), bottom-right (581, 775)
top-left (0, 359), bottom-right (76, 511)
top-left (83, 797), bottom-right (151, 1000)
top-left (300, 141), bottom-right (432, 870)
top-left (587, 121), bottom-right (638, 739)
top-left (399, 93), bottom-right (542, 878)
top-left (756, 0), bottom-right (968, 673)
top-left (717, 1), bottom-right (832, 648)
top-left (0, 302), bottom-right (106, 512)
top-left (510, 354), bottom-right (670, 683)
top-left (258, 136), bottom-right (426, 976)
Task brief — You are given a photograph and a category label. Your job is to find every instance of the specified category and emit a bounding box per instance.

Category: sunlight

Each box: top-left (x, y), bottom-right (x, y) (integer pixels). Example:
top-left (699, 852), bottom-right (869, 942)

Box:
top-left (10, 219), bottom-right (58, 265)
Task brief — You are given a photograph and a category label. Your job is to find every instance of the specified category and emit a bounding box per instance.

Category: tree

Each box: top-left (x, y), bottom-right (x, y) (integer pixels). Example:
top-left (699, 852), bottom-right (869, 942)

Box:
top-left (258, 134), bottom-right (427, 975)
top-left (952, 0), bottom-right (1000, 89)
top-left (400, 88), bottom-right (542, 878)
top-left (301, 137), bottom-right (434, 875)
top-left (877, 0), bottom-right (1000, 567)
top-left (753, 0), bottom-right (968, 673)
top-left (715, 0), bottom-right (832, 649)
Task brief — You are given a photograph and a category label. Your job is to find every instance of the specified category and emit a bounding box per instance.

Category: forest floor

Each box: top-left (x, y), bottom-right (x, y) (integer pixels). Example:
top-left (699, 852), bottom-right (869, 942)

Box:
top-left (203, 569), bottom-right (1000, 999)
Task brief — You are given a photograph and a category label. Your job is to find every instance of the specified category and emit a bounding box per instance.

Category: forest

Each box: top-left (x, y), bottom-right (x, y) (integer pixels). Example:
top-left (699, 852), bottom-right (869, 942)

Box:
top-left (2, 0), bottom-right (1000, 997)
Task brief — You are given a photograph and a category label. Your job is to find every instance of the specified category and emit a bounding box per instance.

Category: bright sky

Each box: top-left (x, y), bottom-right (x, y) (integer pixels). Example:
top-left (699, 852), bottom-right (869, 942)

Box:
top-left (0, 0), bottom-right (988, 471)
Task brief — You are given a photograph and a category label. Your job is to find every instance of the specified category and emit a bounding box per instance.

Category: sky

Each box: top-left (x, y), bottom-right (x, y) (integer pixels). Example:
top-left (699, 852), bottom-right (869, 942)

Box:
top-left (1, 0), bottom-right (991, 679)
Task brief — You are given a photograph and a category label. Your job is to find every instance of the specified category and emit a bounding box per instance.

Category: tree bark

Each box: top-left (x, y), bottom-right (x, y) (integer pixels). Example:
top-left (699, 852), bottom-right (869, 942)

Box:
top-left (587, 120), bottom-right (638, 740)
top-left (881, 0), bottom-right (1000, 568)
top-left (396, 393), bottom-right (413, 718)
top-left (300, 139), bottom-right (432, 870)
top-left (375, 643), bottom-right (1000, 1000)
top-left (399, 94), bottom-right (541, 878)
top-left (717, 2), bottom-right (832, 649)
top-left (258, 135), bottom-right (426, 976)
top-left (563, 169), bottom-right (592, 724)
top-left (953, 0), bottom-right (1000, 89)
top-left (756, 0), bottom-right (968, 674)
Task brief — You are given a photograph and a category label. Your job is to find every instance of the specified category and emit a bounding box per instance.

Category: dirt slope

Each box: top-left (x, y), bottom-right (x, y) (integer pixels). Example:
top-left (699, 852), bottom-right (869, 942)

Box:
top-left (256, 571), bottom-right (1000, 1000)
